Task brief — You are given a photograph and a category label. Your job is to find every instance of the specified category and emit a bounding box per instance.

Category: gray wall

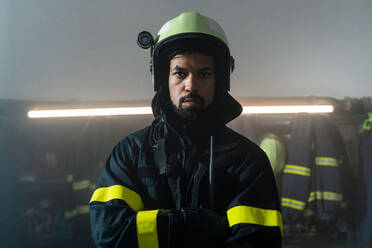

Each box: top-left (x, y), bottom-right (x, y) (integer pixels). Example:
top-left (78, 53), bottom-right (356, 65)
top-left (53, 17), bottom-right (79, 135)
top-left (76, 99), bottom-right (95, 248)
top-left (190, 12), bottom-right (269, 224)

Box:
top-left (1, 0), bottom-right (371, 101)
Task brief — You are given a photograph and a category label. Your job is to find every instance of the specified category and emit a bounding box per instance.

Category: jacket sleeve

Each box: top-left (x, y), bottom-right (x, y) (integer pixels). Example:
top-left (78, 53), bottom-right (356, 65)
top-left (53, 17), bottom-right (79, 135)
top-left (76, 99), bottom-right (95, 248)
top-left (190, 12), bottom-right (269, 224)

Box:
top-left (89, 138), bottom-right (226, 248)
top-left (225, 150), bottom-right (283, 247)
top-left (89, 139), bottom-right (146, 248)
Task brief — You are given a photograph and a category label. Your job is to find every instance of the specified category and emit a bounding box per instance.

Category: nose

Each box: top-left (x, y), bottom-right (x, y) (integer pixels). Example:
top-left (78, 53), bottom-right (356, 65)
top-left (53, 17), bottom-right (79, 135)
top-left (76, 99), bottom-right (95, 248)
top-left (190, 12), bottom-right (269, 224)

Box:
top-left (184, 74), bottom-right (198, 93)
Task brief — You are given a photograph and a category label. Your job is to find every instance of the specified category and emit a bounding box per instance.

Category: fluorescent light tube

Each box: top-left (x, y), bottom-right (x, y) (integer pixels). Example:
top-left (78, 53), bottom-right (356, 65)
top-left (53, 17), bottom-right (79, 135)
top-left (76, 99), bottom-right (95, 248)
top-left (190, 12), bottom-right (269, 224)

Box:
top-left (28, 107), bottom-right (153, 118)
top-left (28, 104), bottom-right (334, 118)
top-left (242, 105), bottom-right (334, 114)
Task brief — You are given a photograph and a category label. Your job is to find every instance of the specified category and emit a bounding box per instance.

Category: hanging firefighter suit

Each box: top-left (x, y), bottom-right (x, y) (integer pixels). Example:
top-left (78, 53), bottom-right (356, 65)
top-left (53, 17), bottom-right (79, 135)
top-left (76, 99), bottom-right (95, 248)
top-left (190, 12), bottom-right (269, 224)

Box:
top-left (281, 114), bottom-right (344, 226)
top-left (89, 12), bottom-right (282, 248)
top-left (347, 113), bottom-right (372, 247)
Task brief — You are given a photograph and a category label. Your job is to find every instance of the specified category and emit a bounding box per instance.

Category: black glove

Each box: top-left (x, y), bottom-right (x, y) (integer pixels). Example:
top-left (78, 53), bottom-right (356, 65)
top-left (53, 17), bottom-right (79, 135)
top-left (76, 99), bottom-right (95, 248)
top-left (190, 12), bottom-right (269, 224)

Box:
top-left (157, 208), bottom-right (228, 247)
top-left (181, 208), bottom-right (228, 242)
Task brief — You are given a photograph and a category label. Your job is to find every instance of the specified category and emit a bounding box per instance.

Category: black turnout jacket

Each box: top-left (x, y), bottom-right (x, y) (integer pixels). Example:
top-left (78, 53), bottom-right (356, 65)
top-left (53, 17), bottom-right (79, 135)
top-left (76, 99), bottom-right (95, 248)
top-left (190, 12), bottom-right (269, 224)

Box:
top-left (89, 93), bottom-right (282, 247)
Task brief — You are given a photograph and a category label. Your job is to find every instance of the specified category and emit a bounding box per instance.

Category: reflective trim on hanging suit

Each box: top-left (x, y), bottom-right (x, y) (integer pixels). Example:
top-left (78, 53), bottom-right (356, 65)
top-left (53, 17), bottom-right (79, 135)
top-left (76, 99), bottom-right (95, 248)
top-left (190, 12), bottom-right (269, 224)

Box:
top-left (73, 179), bottom-right (91, 190)
top-left (283, 164), bottom-right (311, 176)
top-left (64, 205), bottom-right (90, 219)
top-left (315, 157), bottom-right (338, 167)
top-left (308, 191), bottom-right (343, 202)
top-left (281, 197), bottom-right (306, 211)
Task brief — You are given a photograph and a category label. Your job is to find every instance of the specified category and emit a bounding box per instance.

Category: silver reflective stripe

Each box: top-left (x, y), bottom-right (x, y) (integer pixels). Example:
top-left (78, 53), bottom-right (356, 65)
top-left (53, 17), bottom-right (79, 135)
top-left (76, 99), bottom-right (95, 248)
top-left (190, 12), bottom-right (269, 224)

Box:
top-left (281, 197), bottom-right (306, 210)
top-left (315, 157), bottom-right (338, 167)
top-left (308, 191), bottom-right (343, 202)
top-left (283, 164), bottom-right (311, 176)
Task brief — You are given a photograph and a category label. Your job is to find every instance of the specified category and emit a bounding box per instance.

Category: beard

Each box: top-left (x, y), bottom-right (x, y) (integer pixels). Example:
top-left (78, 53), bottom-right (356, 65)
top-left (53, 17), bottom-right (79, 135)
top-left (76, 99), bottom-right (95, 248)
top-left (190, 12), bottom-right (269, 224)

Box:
top-left (172, 92), bottom-right (205, 121)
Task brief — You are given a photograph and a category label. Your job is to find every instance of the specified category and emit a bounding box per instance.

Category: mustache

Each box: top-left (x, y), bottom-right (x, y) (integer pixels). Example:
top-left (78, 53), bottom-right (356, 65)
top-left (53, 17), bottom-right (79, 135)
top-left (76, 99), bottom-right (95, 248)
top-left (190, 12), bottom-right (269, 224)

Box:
top-left (179, 92), bottom-right (205, 106)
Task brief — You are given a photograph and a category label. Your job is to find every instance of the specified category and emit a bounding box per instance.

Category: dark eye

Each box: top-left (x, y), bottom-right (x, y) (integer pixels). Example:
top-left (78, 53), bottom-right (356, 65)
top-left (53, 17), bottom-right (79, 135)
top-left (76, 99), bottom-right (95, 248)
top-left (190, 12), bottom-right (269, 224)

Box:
top-left (174, 71), bottom-right (186, 79)
top-left (199, 71), bottom-right (211, 79)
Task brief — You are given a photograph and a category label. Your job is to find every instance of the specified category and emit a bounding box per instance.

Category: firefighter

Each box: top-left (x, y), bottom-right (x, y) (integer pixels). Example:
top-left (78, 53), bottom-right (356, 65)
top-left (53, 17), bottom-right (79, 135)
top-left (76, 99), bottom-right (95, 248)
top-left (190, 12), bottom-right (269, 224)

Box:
top-left (89, 12), bottom-right (282, 247)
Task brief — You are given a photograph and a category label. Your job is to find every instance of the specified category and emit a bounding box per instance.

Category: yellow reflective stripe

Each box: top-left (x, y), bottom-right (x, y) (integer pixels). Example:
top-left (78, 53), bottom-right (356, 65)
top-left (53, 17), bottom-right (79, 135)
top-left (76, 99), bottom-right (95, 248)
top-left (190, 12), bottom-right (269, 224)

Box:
top-left (283, 164), bottom-right (311, 176)
top-left (227, 205), bottom-right (283, 235)
top-left (308, 191), bottom-right (343, 202)
top-left (73, 179), bottom-right (90, 190)
top-left (90, 185), bottom-right (144, 212)
top-left (281, 197), bottom-right (306, 210)
top-left (315, 157), bottom-right (338, 167)
top-left (137, 210), bottom-right (160, 248)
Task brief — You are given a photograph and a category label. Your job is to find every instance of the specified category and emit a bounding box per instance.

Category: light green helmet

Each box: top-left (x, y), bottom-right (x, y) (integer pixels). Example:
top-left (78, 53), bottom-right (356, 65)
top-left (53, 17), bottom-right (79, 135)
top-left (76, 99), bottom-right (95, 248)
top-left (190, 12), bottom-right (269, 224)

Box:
top-left (138, 12), bottom-right (235, 92)
top-left (259, 133), bottom-right (286, 181)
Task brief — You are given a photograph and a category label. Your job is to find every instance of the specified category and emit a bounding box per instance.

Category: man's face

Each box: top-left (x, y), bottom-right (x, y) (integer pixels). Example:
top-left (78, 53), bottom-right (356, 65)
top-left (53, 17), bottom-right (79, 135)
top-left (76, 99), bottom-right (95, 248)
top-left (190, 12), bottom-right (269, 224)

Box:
top-left (168, 53), bottom-right (215, 111)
